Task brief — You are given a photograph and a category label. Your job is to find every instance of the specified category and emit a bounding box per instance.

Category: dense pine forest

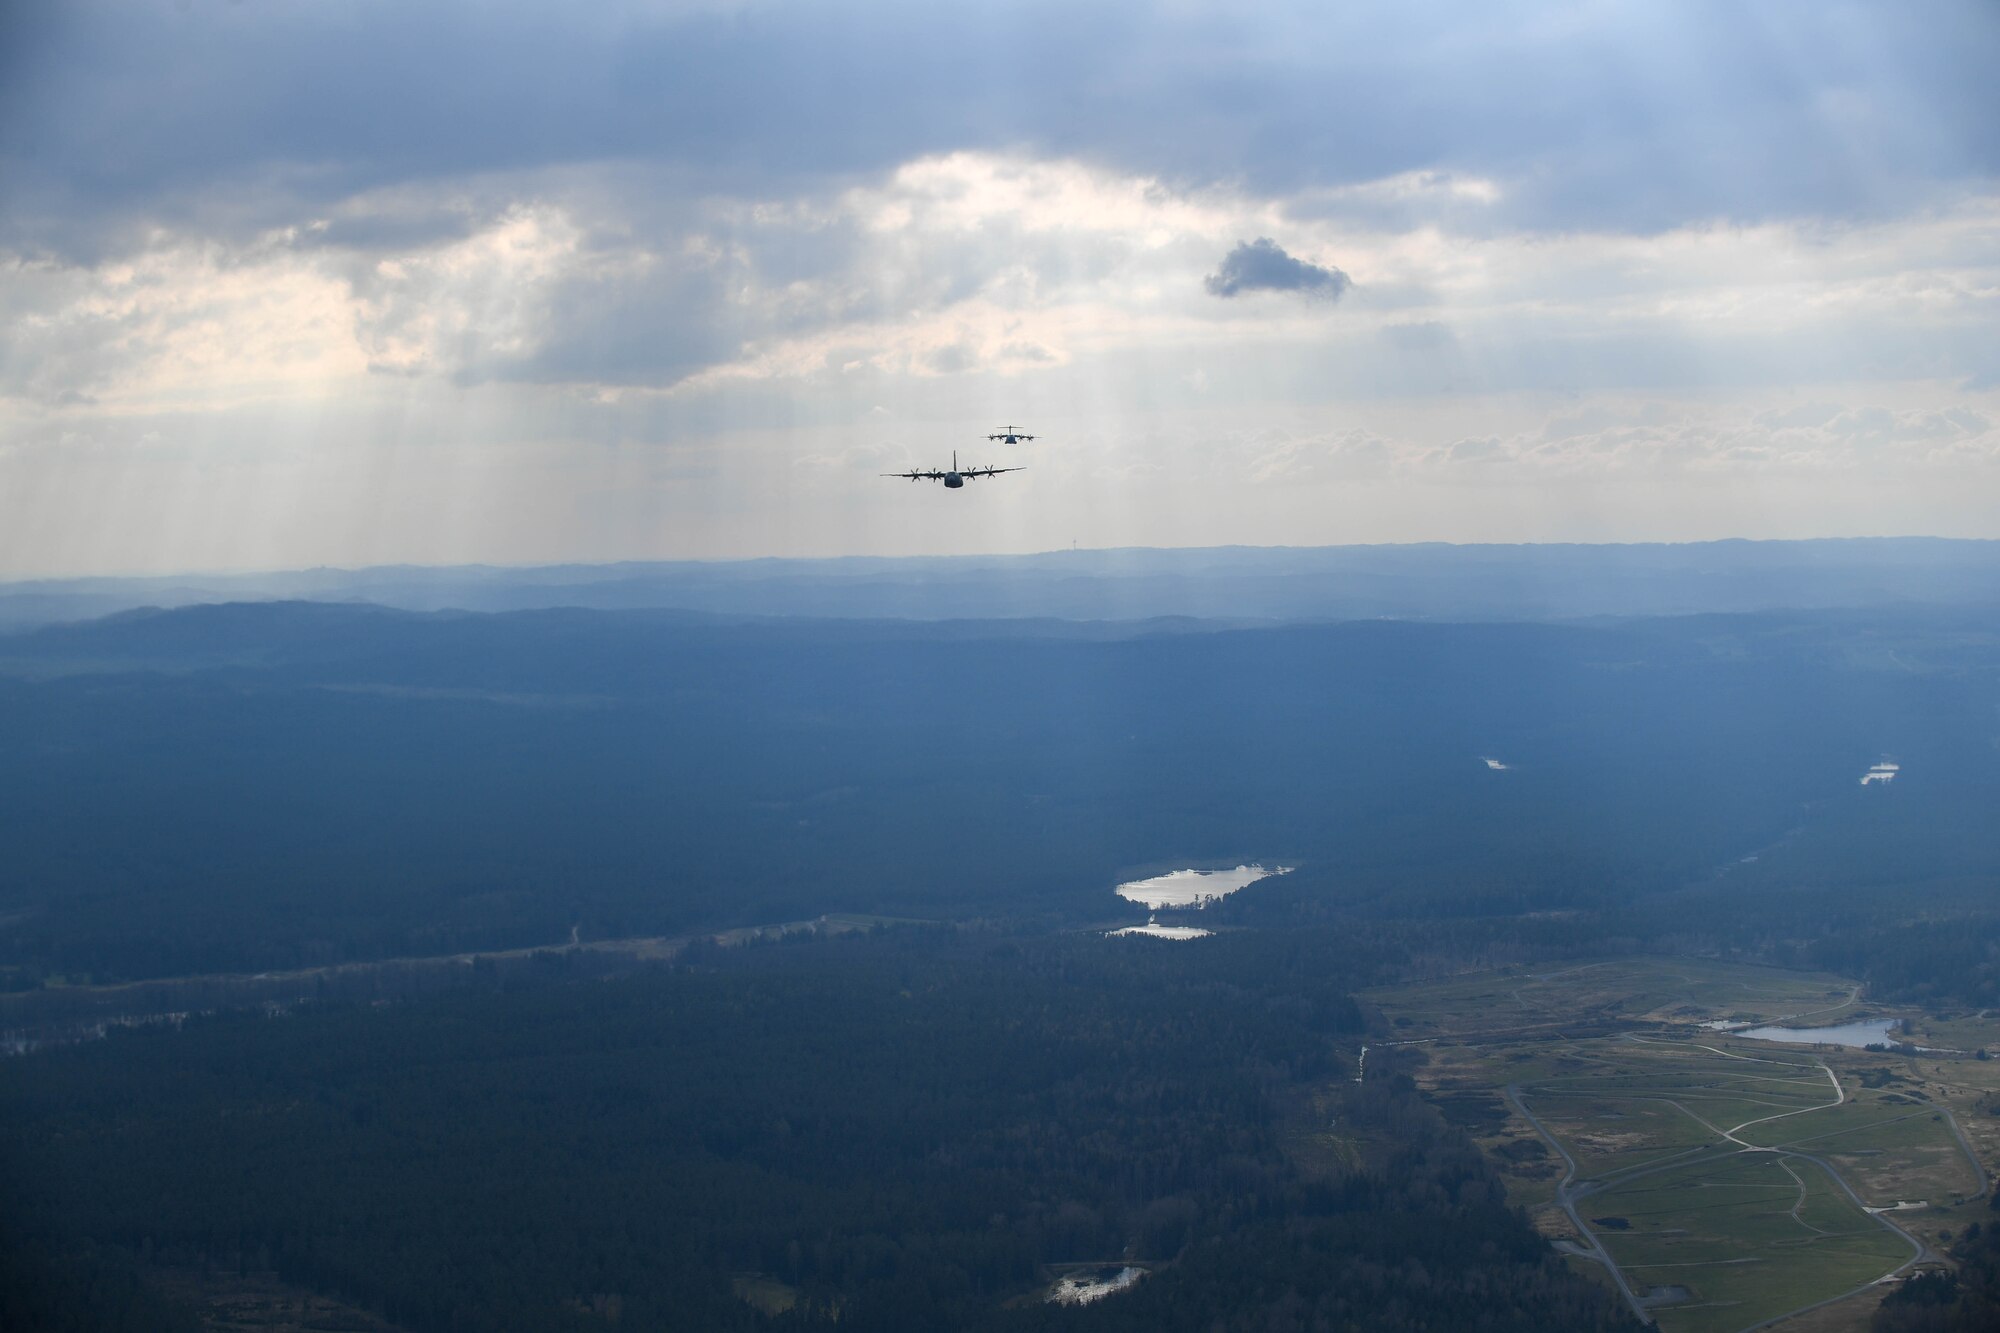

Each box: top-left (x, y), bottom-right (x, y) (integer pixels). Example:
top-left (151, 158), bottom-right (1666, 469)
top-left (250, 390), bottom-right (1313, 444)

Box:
top-left (2, 603), bottom-right (1997, 989)
top-left (3, 927), bottom-right (1637, 1331)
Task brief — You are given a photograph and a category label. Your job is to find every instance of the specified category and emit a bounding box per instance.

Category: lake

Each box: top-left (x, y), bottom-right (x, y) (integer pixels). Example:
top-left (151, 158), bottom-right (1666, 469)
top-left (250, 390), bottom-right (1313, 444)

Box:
top-left (1115, 864), bottom-right (1290, 909)
top-left (1736, 1018), bottom-right (1909, 1049)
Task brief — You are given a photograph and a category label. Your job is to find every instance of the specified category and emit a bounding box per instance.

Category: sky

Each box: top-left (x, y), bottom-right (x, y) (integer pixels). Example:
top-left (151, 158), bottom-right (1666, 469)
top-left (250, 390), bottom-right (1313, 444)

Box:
top-left (1, 0), bottom-right (1997, 577)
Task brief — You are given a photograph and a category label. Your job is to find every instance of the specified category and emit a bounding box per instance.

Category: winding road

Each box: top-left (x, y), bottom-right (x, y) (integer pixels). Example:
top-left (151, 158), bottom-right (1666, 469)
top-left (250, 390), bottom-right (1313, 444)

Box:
top-left (1507, 1083), bottom-right (1655, 1324)
top-left (1508, 1040), bottom-right (1946, 1332)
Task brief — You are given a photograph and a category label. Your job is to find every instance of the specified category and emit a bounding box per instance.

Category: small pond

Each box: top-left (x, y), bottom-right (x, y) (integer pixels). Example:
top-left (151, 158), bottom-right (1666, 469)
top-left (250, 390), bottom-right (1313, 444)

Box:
top-left (1106, 921), bottom-right (1213, 940)
top-left (1047, 1266), bottom-right (1144, 1305)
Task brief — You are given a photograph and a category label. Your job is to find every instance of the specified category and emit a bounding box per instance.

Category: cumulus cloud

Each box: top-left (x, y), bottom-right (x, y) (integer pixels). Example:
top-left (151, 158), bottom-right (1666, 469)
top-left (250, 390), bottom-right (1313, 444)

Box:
top-left (1204, 239), bottom-right (1350, 300)
top-left (7, 158), bottom-right (1995, 415)
top-left (0, 236), bottom-right (364, 409)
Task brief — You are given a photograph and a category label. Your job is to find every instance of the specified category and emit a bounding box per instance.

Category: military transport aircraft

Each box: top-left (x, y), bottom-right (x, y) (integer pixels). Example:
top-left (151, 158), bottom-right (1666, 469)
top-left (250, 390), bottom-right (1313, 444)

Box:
top-left (986, 426), bottom-right (1036, 444)
top-left (882, 451), bottom-right (1024, 489)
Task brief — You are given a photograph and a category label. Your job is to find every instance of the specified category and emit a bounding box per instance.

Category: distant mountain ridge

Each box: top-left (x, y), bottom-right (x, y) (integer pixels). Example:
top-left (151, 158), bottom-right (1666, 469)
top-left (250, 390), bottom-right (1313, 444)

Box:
top-left (3, 537), bottom-right (1997, 628)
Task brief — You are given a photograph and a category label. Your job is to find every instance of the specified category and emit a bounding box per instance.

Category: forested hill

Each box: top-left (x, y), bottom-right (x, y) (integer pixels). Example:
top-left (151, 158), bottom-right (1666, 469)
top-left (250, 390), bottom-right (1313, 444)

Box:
top-left (1, 599), bottom-right (1996, 983)
top-left (4, 536), bottom-right (1998, 627)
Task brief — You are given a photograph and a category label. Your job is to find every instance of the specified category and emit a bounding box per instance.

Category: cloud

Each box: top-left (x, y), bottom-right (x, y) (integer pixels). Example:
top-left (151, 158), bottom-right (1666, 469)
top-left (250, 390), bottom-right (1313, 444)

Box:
top-left (999, 340), bottom-right (1055, 364)
top-left (0, 235), bottom-right (364, 410)
top-left (922, 341), bottom-right (976, 374)
top-left (1413, 400), bottom-right (2000, 479)
top-left (1379, 321), bottom-right (1454, 351)
top-left (1246, 428), bottom-right (1396, 482)
top-left (1204, 239), bottom-right (1350, 300)
top-left (7, 158), bottom-right (1996, 414)
top-left (8, 1), bottom-right (1996, 265)
top-left (2, 1), bottom-right (1997, 574)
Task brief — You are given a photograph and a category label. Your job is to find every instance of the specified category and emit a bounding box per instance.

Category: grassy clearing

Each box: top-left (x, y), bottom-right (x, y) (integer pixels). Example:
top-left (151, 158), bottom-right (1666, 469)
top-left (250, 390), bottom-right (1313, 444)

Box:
top-left (1545, 1096), bottom-right (1914, 1333)
top-left (1739, 1096), bottom-right (1929, 1150)
top-left (1900, 1012), bottom-right (1999, 1053)
top-left (1365, 956), bottom-right (2000, 1333)
top-left (1581, 1148), bottom-right (1907, 1333)
top-left (1367, 958), bottom-right (1856, 1041)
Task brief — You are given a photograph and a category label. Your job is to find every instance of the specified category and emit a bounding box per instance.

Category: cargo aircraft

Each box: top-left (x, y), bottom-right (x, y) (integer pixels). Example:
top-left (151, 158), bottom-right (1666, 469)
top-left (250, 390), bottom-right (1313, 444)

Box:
top-left (882, 451), bottom-right (1023, 488)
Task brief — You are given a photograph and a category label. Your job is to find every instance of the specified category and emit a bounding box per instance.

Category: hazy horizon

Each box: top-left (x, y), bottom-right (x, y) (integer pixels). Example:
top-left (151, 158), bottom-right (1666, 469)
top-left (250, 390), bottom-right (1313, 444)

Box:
top-left (8, 530), bottom-right (2000, 589)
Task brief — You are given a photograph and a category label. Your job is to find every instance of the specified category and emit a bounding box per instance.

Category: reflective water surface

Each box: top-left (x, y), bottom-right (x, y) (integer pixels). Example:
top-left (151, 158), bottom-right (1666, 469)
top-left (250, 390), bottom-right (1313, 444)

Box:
top-left (1047, 1266), bottom-right (1144, 1305)
top-left (1114, 864), bottom-right (1290, 909)
top-left (1106, 920), bottom-right (1213, 940)
top-left (1737, 1019), bottom-right (1906, 1049)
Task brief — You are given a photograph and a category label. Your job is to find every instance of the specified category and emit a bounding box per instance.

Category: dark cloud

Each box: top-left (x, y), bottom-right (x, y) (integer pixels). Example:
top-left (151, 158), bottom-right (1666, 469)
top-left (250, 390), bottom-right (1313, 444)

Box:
top-left (923, 342), bottom-right (976, 375)
top-left (457, 258), bottom-right (747, 390)
top-left (297, 210), bottom-right (484, 254)
top-left (1204, 239), bottom-right (1349, 300)
top-left (3, 1), bottom-right (1997, 261)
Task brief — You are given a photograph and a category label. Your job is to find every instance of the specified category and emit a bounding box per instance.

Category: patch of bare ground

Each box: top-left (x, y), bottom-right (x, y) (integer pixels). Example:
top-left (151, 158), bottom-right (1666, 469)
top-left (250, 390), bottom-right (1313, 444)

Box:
top-left (1961, 1106), bottom-right (2000, 1161)
top-left (147, 1267), bottom-right (410, 1333)
top-left (1832, 1145), bottom-right (1955, 1200)
top-left (1532, 1205), bottom-right (1586, 1245)
top-left (1574, 1129), bottom-right (1654, 1154)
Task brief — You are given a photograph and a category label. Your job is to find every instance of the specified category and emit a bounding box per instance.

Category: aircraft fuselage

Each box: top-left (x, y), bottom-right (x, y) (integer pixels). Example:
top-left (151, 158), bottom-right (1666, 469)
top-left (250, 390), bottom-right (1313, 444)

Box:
top-left (944, 472), bottom-right (964, 488)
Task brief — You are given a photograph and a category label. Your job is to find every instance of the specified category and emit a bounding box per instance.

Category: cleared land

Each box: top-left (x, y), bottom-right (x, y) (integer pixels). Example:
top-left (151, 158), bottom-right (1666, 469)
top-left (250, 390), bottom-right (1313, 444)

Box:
top-left (1366, 959), bottom-right (1998, 1333)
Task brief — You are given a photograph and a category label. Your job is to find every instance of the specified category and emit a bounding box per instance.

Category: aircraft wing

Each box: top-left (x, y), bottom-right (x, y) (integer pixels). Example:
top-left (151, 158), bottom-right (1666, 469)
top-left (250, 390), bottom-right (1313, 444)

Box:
top-left (882, 469), bottom-right (945, 481)
top-left (963, 466), bottom-right (1025, 479)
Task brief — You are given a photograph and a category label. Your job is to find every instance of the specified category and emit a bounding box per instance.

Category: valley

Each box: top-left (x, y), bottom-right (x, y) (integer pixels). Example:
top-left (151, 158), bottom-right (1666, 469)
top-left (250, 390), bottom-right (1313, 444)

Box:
top-left (1367, 959), bottom-right (1999, 1331)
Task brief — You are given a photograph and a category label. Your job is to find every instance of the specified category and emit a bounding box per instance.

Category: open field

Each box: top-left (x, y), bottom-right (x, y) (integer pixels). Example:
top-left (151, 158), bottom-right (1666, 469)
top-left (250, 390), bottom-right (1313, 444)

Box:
top-left (1585, 1153), bottom-right (1910, 1333)
top-left (1366, 958), bottom-right (2000, 1332)
top-left (1373, 958), bottom-right (1864, 1043)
